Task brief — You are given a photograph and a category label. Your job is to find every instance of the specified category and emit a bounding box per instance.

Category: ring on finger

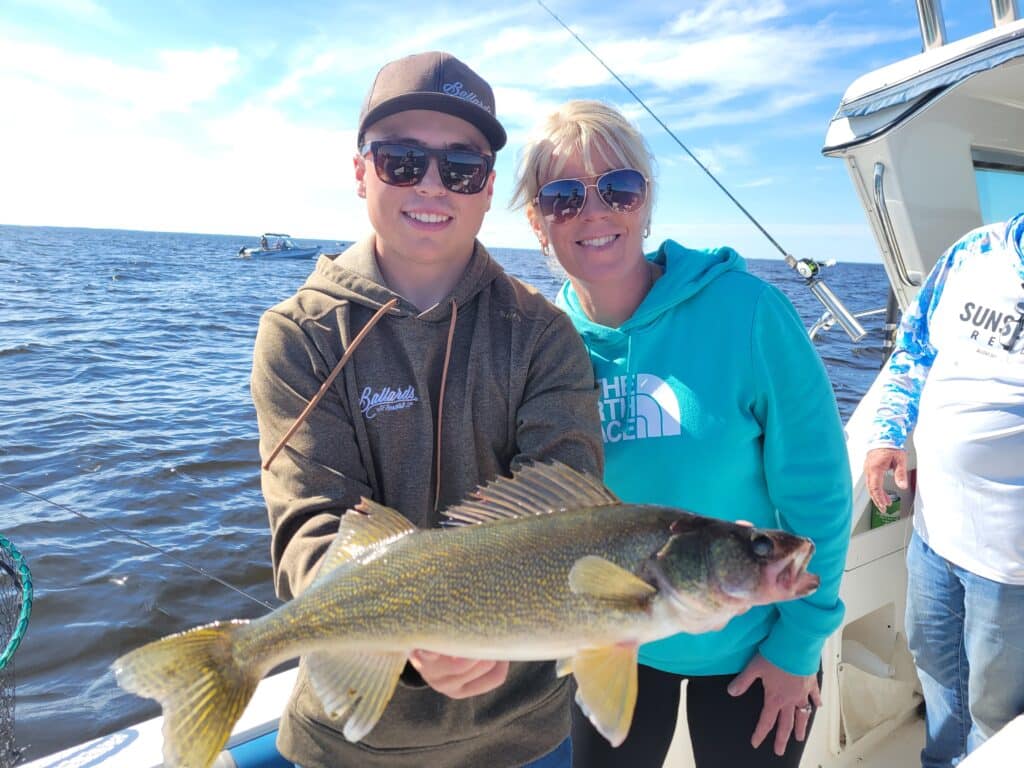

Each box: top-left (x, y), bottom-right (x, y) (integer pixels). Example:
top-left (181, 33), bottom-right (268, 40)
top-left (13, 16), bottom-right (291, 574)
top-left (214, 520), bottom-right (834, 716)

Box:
top-left (797, 704), bottom-right (814, 714)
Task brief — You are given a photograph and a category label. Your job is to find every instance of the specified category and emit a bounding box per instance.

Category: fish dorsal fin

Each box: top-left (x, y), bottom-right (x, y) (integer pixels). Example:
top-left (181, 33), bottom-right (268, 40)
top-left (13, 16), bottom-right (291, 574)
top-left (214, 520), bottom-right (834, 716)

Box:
top-left (313, 499), bottom-right (417, 584)
top-left (572, 643), bottom-right (639, 748)
top-left (442, 460), bottom-right (619, 526)
top-left (568, 556), bottom-right (657, 604)
top-left (306, 649), bottom-right (406, 742)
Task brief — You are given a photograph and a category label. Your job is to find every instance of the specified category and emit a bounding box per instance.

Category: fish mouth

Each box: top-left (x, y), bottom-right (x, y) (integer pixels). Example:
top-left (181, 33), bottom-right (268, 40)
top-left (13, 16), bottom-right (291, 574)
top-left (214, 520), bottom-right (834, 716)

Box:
top-left (771, 542), bottom-right (818, 598)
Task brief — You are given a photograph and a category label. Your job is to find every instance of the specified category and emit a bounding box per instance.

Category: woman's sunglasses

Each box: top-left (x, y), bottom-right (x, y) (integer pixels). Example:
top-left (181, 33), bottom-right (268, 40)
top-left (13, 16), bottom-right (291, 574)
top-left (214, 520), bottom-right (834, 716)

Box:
top-left (360, 141), bottom-right (494, 195)
top-left (534, 168), bottom-right (648, 224)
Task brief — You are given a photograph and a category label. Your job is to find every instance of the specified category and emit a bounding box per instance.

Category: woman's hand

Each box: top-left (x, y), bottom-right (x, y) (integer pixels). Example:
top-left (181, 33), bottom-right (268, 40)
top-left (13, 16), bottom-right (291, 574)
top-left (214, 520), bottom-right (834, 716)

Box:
top-left (728, 653), bottom-right (821, 755)
top-left (408, 651), bottom-right (510, 699)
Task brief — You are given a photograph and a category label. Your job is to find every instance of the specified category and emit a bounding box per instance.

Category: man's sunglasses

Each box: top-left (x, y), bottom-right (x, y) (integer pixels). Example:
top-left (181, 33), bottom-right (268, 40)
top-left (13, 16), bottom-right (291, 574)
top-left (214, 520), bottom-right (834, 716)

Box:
top-left (534, 168), bottom-right (648, 224)
top-left (360, 141), bottom-right (494, 195)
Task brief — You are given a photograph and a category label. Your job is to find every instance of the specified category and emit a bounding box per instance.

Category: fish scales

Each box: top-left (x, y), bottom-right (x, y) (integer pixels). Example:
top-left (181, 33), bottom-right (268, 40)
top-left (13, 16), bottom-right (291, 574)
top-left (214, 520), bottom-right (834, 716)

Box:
top-left (236, 504), bottom-right (681, 663)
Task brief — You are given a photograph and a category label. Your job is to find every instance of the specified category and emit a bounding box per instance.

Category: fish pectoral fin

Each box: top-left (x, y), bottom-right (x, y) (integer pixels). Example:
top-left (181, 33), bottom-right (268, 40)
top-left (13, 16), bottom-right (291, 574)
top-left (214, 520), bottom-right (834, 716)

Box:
top-left (313, 500), bottom-right (418, 584)
top-left (572, 644), bottom-right (639, 748)
top-left (568, 556), bottom-right (657, 604)
top-left (306, 649), bottom-right (406, 742)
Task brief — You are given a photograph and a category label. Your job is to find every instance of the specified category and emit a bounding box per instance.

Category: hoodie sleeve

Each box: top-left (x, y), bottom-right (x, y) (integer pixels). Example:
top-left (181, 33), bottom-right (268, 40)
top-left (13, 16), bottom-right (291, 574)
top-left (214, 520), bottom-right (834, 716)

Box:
top-left (749, 285), bottom-right (852, 676)
top-left (513, 311), bottom-right (604, 479)
top-left (251, 308), bottom-right (372, 600)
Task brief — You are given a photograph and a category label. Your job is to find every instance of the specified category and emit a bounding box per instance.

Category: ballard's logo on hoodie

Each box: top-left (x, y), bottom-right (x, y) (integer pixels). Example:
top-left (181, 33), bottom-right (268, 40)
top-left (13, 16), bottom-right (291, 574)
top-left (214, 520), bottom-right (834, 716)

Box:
top-left (360, 385), bottom-right (418, 419)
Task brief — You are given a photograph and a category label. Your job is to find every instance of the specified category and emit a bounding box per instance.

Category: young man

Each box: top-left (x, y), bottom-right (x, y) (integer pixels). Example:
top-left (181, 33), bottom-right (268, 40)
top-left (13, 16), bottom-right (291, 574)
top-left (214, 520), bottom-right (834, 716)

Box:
top-left (250, 51), bottom-right (603, 768)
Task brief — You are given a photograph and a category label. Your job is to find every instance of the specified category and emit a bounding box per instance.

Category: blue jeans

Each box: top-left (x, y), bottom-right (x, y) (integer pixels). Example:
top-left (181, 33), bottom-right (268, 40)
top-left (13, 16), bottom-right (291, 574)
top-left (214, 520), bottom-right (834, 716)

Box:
top-left (523, 737), bottom-right (571, 768)
top-left (906, 531), bottom-right (1024, 768)
top-left (294, 738), bottom-right (570, 768)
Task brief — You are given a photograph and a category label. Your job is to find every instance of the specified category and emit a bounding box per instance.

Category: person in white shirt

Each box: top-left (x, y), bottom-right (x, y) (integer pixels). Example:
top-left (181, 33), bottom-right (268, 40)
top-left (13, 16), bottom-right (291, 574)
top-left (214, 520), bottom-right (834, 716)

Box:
top-left (864, 212), bottom-right (1024, 768)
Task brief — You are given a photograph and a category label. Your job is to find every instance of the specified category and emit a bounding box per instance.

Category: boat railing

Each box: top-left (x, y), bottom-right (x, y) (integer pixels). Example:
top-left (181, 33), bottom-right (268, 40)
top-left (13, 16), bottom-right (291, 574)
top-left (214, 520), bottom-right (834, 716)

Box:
top-left (917, 1), bottom-right (1020, 50)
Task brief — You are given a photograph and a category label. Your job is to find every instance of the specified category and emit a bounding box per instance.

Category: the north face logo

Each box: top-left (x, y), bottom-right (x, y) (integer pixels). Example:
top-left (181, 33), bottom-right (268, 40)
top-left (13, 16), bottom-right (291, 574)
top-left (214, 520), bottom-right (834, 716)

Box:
top-left (597, 374), bottom-right (681, 443)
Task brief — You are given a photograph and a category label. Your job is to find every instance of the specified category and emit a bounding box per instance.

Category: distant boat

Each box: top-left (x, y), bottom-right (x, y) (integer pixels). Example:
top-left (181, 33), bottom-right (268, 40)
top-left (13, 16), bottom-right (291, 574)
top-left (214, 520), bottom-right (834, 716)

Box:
top-left (238, 233), bottom-right (321, 260)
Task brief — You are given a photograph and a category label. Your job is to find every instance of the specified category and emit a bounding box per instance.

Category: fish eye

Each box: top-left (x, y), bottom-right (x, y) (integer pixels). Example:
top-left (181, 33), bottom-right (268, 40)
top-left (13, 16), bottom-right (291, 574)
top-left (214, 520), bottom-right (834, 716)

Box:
top-left (750, 535), bottom-right (773, 558)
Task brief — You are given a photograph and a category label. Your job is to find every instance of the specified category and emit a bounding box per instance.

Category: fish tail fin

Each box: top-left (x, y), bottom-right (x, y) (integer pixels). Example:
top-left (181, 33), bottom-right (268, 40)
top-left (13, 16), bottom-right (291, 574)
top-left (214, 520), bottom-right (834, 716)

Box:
top-left (113, 619), bottom-right (258, 768)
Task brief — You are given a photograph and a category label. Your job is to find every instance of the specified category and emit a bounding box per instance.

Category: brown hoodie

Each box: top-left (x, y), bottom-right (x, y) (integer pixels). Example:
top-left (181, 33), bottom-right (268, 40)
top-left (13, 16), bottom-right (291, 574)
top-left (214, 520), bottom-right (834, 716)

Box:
top-left (250, 236), bottom-right (603, 767)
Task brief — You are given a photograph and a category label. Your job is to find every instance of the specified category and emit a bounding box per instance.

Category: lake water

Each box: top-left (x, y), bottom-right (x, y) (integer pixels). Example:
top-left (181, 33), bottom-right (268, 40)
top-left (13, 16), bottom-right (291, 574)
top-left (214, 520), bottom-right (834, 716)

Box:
top-left (0, 224), bottom-right (890, 760)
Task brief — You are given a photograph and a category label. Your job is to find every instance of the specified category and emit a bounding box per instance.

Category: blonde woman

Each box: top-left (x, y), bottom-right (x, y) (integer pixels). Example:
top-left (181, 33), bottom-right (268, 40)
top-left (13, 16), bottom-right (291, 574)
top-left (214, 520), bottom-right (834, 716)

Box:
top-left (512, 100), bottom-right (852, 767)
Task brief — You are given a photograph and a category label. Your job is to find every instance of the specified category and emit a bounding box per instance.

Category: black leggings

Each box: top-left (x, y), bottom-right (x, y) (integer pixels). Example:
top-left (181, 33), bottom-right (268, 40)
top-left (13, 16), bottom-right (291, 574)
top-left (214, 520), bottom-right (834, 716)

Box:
top-left (571, 664), bottom-right (821, 767)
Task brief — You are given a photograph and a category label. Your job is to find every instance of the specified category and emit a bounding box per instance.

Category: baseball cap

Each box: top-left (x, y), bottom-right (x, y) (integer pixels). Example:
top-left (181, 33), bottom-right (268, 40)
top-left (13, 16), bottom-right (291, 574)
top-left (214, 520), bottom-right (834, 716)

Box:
top-left (357, 51), bottom-right (507, 152)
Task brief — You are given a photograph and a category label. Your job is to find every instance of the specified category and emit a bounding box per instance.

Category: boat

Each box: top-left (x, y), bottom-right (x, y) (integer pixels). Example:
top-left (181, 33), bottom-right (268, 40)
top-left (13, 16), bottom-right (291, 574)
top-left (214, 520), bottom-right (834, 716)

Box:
top-left (20, 2), bottom-right (1024, 766)
top-left (237, 233), bottom-right (321, 260)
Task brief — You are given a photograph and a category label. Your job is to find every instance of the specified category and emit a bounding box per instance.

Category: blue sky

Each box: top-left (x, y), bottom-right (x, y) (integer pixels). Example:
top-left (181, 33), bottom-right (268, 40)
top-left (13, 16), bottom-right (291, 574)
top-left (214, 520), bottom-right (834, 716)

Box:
top-left (0, 0), bottom-right (1001, 262)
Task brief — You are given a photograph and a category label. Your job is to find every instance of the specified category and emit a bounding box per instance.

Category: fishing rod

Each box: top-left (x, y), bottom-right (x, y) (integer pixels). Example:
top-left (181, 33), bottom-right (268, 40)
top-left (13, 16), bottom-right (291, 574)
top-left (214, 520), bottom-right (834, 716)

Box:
top-left (534, 0), bottom-right (867, 342)
top-left (0, 479), bottom-right (276, 611)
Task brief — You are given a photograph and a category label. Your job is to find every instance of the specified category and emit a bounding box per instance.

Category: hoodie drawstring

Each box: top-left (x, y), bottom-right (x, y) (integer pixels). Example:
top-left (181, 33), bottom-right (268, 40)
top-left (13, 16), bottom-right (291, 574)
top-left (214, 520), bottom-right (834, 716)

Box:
top-left (262, 298), bottom-right (399, 470)
top-left (434, 299), bottom-right (457, 511)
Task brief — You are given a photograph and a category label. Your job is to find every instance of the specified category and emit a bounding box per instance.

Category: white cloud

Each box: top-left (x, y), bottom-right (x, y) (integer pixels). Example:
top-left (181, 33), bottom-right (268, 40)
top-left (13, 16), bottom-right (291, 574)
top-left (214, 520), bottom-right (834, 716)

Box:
top-left (669, 0), bottom-right (789, 35)
top-left (0, 33), bottom-right (354, 239)
top-left (692, 143), bottom-right (751, 174)
top-left (0, 37), bottom-right (239, 115)
top-left (737, 177), bottom-right (776, 188)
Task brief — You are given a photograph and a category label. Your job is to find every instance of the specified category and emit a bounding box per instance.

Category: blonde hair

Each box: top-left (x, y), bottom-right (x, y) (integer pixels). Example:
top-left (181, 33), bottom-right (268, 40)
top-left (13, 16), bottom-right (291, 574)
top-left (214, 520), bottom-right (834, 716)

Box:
top-left (510, 99), bottom-right (655, 220)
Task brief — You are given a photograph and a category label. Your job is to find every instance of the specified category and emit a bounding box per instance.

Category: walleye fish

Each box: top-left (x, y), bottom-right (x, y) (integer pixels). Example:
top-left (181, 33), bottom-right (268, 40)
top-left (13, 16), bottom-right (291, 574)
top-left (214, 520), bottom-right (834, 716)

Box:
top-left (113, 461), bottom-right (818, 768)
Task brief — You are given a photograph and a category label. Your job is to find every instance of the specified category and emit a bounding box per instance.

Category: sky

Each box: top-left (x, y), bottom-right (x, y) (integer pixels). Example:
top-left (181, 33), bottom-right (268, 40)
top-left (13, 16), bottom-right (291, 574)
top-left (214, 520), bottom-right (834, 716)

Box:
top-left (0, 0), bottom-right (1003, 262)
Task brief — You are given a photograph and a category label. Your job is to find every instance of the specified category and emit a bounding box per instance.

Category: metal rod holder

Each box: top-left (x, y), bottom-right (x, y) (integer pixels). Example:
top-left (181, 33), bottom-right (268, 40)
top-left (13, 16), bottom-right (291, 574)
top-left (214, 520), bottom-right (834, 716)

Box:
top-left (808, 279), bottom-right (867, 342)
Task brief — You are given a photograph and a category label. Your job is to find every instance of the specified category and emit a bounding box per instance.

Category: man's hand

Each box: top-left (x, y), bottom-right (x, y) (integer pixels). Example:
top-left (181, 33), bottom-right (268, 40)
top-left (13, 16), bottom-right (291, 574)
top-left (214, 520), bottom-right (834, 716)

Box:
top-left (863, 447), bottom-right (909, 512)
top-left (408, 651), bottom-right (510, 699)
top-left (728, 653), bottom-right (821, 756)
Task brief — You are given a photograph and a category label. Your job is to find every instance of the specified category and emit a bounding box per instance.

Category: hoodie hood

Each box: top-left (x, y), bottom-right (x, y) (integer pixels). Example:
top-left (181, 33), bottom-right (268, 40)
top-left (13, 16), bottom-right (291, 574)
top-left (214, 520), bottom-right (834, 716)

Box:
top-left (556, 239), bottom-right (745, 348)
top-left (302, 234), bottom-right (502, 321)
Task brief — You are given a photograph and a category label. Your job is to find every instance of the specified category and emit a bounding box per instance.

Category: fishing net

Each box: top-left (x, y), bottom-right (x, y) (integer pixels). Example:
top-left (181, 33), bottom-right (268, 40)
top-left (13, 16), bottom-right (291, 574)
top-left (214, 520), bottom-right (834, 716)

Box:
top-left (0, 536), bottom-right (32, 768)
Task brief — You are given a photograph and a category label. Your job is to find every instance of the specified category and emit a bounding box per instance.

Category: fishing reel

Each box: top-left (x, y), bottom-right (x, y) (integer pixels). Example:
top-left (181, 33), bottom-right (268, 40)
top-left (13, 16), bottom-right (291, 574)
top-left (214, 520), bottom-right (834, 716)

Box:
top-left (789, 256), bottom-right (867, 343)
top-left (794, 257), bottom-right (835, 280)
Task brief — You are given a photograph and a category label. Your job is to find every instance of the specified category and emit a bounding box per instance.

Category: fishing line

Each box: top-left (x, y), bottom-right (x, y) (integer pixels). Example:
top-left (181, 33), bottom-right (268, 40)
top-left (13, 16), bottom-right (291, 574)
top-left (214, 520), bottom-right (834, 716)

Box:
top-left (534, 0), bottom-right (798, 267)
top-left (0, 479), bottom-right (275, 611)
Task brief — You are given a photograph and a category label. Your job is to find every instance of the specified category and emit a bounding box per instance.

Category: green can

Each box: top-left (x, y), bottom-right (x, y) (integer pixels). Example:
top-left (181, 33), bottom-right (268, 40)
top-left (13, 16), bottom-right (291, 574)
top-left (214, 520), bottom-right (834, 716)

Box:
top-left (870, 495), bottom-right (901, 528)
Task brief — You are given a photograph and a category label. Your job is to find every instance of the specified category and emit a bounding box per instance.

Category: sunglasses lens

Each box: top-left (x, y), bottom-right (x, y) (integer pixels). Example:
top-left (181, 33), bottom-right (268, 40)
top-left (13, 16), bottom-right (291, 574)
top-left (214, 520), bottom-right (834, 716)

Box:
top-left (373, 144), bottom-right (428, 186)
top-left (536, 179), bottom-right (587, 222)
top-left (438, 149), bottom-right (492, 194)
top-left (597, 169), bottom-right (647, 212)
top-left (369, 143), bottom-right (491, 193)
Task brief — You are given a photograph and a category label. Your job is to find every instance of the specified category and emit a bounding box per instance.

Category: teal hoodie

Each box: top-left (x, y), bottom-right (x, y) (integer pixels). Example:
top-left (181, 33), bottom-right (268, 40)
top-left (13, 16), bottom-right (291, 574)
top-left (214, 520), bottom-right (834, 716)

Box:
top-left (557, 240), bottom-right (852, 676)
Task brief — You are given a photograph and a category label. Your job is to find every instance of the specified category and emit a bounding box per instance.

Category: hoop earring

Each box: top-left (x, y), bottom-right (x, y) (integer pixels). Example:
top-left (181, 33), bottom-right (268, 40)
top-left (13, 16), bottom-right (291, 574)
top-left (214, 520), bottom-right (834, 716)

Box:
top-left (643, 224), bottom-right (651, 239)
top-left (541, 243), bottom-right (552, 257)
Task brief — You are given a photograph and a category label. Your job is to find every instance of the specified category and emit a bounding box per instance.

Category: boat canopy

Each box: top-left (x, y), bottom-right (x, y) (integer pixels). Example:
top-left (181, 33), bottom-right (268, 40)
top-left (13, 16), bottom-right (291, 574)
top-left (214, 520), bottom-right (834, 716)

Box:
top-left (824, 20), bottom-right (1024, 152)
top-left (821, 15), bottom-right (1024, 312)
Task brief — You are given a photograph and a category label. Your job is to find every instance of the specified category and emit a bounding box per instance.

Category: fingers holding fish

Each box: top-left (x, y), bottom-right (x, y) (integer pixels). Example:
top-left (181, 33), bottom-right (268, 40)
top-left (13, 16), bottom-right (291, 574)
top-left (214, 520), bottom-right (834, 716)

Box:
top-left (408, 651), bottom-right (510, 699)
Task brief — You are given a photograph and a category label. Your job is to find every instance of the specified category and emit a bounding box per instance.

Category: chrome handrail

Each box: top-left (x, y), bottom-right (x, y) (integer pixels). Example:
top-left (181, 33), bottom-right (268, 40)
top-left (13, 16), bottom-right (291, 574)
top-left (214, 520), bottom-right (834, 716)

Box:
top-left (916, 0), bottom-right (947, 50)
top-left (873, 162), bottom-right (922, 289)
top-left (991, 0), bottom-right (1020, 26)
